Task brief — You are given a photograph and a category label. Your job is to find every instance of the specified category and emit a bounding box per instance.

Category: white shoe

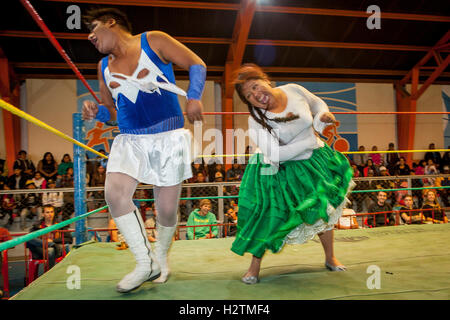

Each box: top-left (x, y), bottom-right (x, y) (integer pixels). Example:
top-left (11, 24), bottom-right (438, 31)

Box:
top-left (152, 224), bottom-right (176, 283)
top-left (114, 209), bottom-right (161, 293)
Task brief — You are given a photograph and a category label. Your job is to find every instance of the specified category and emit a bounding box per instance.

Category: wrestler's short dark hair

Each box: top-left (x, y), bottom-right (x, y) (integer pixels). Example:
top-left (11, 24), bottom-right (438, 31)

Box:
top-left (83, 7), bottom-right (132, 33)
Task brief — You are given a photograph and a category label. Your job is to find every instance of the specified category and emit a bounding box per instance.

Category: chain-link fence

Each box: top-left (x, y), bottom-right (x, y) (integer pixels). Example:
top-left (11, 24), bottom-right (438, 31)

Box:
top-left (1, 174), bottom-right (448, 237)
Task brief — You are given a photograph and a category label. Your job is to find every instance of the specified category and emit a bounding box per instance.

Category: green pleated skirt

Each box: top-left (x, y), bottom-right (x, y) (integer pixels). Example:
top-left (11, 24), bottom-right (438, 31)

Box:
top-left (231, 144), bottom-right (354, 258)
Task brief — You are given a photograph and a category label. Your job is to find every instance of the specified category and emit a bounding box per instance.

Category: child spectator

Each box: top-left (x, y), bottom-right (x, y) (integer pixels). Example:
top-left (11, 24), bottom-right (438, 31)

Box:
top-left (32, 171), bottom-right (47, 189)
top-left (186, 199), bottom-right (218, 240)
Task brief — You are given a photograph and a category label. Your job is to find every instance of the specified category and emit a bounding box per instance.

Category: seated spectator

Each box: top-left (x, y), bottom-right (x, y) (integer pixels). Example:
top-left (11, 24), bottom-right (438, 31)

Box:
top-left (363, 159), bottom-right (379, 177)
top-left (441, 147), bottom-right (450, 168)
top-left (226, 163), bottom-right (244, 182)
top-left (384, 143), bottom-right (400, 175)
top-left (37, 152), bottom-right (58, 182)
top-left (415, 160), bottom-right (426, 175)
top-left (57, 167), bottom-right (75, 221)
top-left (1, 184), bottom-right (17, 227)
top-left (144, 203), bottom-right (157, 242)
top-left (42, 179), bottom-right (64, 218)
top-left (397, 195), bottom-right (422, 225)
top-left (394, 157), bottom-right (411, 176)
top-left (424, 159), bottom-right (439, 187)
top-left (424, 143), bottom-right (442, 171)
top-left (57, 154), bottom-right (73, 177)
top-left (186, 199), bottom-right (218, 240)
top-left (435, 165), bottom-right (450, 208)
top-left (367, 191), bottom-right (393, 227)
top-left (32, 171), bottom-right (47, 189)
top-left (7, 168), bottom-right (27, 190)
top-left (351, 164), bottom-right (360, 178)
top-left (13, 150), bottom-right (35, 179)
top-left (210, 163), bottom-right (226, 182)
top-left (214, 171), bottom-right (224, 182)
top-left (88, 164), bottom-right (106, 212)
top-left (353, 146), bottom-right (368, 177)
top-left (19, 181), bottom-right (42, 230)
top-left (26, 204), bottom-right (73, 268)
top-left (369, 146), bottom-right (382, 166)
top-left (90, 164), bottom-right (106, 187)
top-left (224, 206), bottom-right (238, 236)
top-left (421, 190), bottom-right (448, 223)
top-left (189, 158), bottom-right (207, 183)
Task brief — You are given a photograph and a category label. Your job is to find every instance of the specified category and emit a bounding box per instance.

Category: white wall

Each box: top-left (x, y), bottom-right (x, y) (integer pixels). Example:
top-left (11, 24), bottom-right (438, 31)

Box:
top-left (412, 84), bottom-right (444, 160)
top-left (26, 79), bottom-right (78, 165)
top-left (355, 83), bottom-right (397, 151)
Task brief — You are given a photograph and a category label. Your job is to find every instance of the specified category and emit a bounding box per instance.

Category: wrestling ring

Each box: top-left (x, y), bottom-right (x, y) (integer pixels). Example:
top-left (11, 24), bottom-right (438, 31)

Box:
top-left (0, 0), bottom-right (449, 303)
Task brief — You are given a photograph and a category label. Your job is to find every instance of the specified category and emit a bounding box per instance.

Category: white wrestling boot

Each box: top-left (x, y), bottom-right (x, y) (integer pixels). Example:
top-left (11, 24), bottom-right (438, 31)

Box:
top-left (114, 210), bottom-right (161, 293)
top-left (152, 224), bottom-right (177, 283)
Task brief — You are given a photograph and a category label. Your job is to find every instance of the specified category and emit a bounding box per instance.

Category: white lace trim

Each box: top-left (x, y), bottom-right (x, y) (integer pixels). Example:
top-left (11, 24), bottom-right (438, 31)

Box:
top-left (280, 180), bottom-right (356, 250)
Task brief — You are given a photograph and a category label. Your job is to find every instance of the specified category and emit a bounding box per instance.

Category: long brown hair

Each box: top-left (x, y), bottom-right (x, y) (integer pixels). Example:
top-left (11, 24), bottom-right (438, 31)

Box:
top-left (233, 64), bottom-right (276, 136)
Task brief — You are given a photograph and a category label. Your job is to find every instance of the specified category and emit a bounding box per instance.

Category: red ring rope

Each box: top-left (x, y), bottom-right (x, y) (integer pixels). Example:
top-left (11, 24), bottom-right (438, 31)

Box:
top-left (20, 0), bottom-right (101, 104)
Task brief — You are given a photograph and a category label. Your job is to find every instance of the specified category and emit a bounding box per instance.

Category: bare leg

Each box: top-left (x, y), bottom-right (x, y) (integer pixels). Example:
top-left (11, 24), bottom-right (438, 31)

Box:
top-left (318, 229), bottom-right (346, 270)
top-left (241, 255), bottom-right (262, 284)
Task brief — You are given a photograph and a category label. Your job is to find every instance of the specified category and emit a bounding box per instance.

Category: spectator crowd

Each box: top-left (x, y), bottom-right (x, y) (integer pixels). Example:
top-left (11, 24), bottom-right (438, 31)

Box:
top-left (1, 142), bottom-right (449, 235)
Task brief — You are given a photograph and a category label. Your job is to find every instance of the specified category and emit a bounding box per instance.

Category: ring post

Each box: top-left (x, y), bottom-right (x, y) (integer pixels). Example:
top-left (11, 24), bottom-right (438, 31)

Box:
top-left (73, 113), bottom-right (87, 245)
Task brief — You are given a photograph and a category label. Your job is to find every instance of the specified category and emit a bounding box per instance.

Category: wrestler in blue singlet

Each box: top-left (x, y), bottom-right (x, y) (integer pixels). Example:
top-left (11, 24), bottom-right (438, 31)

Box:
top-left (101, 32), bottom-right (184, 135)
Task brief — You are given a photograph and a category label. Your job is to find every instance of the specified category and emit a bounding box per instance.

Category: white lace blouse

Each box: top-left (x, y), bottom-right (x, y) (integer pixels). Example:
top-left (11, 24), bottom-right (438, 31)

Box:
top-left (248, 83), bottom-right (330, 164)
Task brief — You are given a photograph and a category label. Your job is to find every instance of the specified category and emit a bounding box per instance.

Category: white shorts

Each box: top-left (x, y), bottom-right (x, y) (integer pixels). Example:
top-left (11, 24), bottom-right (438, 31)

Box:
top-left (106, 128), bottom-right (193, 186)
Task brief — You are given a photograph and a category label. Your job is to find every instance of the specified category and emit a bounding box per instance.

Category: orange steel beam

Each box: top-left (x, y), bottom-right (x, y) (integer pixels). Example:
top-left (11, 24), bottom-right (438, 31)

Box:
top-left (222, 0), bottom-right (255, 167)
top-left (414, 54), bottom-right (450, 99)
top-left (400, 31), bottom-right (450, 86)
top-left (0, 30), bottom-right (432, 52)
top-left (42, 0), bottom-right (450, 22)
top-left (0, 57), bottom-right (20, 174)
top-left (396, 31), bottom-right (450, 165)
top-left (257, 6), bottom-right (450, 22)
